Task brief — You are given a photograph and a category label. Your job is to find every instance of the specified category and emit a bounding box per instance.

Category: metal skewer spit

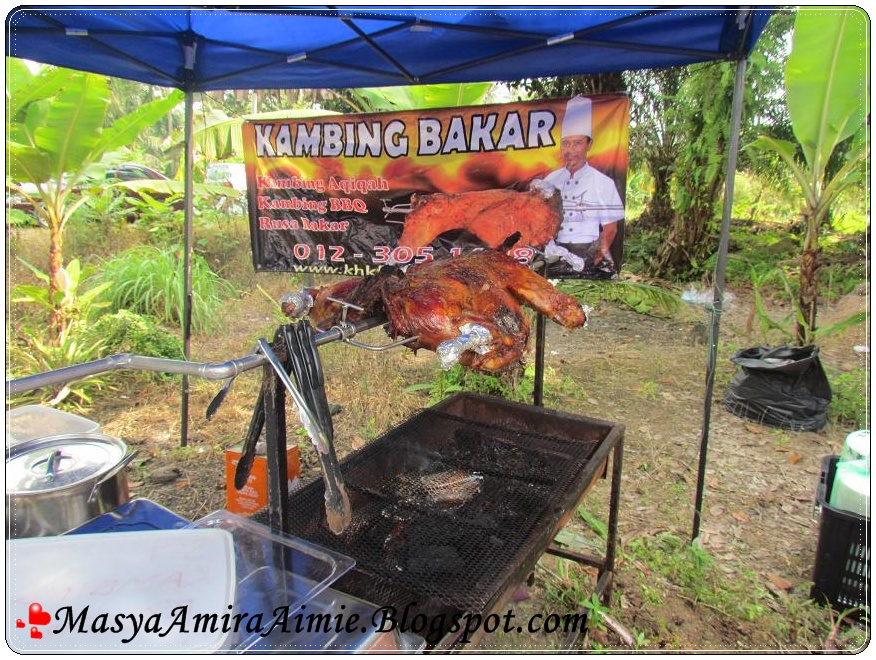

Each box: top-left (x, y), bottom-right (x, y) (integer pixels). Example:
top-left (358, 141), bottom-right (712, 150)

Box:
top-left (6, 314), bottom-right (396, 536)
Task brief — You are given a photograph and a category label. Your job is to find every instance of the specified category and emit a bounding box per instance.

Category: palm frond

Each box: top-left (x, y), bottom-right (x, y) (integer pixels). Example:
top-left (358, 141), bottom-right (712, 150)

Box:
top-left (559, 278), bottom-right (681, 317)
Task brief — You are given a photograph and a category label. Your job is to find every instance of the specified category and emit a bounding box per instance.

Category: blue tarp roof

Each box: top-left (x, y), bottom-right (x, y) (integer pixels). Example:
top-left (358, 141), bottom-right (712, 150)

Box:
top-left (6, 6), bottom-right (774, 91)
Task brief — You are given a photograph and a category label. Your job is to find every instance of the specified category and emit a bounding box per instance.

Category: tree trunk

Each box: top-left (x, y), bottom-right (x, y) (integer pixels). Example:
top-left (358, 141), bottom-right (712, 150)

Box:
top-left (653, 204), bottom-right (716, 276)
top-left (48, 220), bottom-right (65, 338)
top-left (797, 212), bottom-right (820, 344)
top-left (651, 175), bottom-right (724, 278)
top-left (636, 159), bottom-right (675, 230)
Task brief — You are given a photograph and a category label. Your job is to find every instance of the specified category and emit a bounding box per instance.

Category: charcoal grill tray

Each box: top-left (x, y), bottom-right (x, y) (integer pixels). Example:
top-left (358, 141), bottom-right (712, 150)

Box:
top-left (281, 393), bottom-right (623, 615)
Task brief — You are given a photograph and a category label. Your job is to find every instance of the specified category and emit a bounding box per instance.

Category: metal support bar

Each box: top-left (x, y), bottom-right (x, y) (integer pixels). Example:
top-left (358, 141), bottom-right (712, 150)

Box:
top-left (545, 439), bottom-right (622, 586)
top-left (534, 313), bottom-right (547, 407)
top-left (545, 545), bottom-right (605, 568)
top-left (313, 316), bottom-right (388, 346)
top-left (6, 317), bottom-right (388, 397)
top-left (262, 363), bottom-right (290, 534)
top-left (5, 352), bottom-right (268, 396)
top-left (603, 439), bottom-right (623, 599)
top-left (533, 260), bottom-right (549, 407)
top-left (692, 53), bottom-right (749, 542)
top-left (181, 82), bottom-right (195, 447)
top-left (343, 335), bottom-right (418, 352)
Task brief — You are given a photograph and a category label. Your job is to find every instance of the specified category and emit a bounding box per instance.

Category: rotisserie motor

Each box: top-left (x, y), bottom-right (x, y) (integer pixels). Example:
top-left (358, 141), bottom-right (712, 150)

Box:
top-left (295, 249), bottom-right (587, 373)
top-left (397, 188), bottom-right (562, 250)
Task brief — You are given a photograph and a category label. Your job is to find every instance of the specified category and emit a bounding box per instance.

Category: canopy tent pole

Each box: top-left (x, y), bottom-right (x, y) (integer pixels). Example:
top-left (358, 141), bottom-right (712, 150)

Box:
top-left (180, 38), bottom-right (196, 447)
top-left (692, 53), bottom-right (749, 542)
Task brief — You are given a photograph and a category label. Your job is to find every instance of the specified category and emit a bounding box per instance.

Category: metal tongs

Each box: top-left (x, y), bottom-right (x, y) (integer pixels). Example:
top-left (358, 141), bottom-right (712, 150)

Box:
top-left (274, 322), bottom-right (351, 535)
top-left (233, 322), bottom-right (352, 535)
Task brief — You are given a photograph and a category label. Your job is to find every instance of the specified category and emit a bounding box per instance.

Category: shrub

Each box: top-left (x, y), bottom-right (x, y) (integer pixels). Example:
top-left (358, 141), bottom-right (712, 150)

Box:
top-left (92, 245), bottom-right (237, 334)
top-left (620, 225), bottom-right (667, 276)
top-left (405, 363), bottom-right (535, 406)
top-left (6, 323), bottom-right (108, 409)
top-left (83, 310), bottom-right (185, 360)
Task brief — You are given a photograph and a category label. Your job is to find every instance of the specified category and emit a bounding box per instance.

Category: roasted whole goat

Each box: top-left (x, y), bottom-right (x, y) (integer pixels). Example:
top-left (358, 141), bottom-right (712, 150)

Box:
top-left (396, 188), bottom-right (561, 250)
top-left (380, 250), bottom-right (586, 371)
top-left (288, 249), bottom-right (587, 373)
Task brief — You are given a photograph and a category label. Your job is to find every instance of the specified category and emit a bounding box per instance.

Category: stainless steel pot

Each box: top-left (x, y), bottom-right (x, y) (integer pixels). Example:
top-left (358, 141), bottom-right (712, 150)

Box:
top-left (5, 433), bottom-right (136, 538)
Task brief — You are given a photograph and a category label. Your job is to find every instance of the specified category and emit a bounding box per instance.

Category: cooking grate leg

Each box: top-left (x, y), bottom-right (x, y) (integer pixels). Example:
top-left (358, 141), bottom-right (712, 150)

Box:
top-left (546, 439), bottom-right (624, 649)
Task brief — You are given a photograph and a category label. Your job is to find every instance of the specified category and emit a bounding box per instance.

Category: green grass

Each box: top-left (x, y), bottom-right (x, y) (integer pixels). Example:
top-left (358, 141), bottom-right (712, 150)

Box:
top-left (91, 245), bottom-right (237, 334)
top-left (624, 532), bottom-right (765, 620)
top-left (829, 369), bottom-right (870, 428)
top-left (559, 279), bottom-right (681, 317)
top-left (636, 379), bottom-right (660, 400)
top-left (619, 531), bottom-right (869, 650)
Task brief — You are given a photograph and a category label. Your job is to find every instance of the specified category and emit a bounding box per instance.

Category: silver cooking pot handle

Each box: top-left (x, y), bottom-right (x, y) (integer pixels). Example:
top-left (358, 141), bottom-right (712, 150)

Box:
top-left (87, 450), bottom-right (138, 503)
top-left (45, 450), bottom-right (64, 483)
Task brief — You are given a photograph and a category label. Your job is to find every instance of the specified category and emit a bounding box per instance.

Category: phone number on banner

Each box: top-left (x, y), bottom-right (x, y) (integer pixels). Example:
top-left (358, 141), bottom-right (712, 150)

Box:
top-left (290, 244), bottom-right (536, 265)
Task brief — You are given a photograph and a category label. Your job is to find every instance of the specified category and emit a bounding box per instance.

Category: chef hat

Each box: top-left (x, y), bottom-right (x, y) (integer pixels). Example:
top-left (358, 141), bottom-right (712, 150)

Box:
top-left (561, 96), bottom-right (592, 139)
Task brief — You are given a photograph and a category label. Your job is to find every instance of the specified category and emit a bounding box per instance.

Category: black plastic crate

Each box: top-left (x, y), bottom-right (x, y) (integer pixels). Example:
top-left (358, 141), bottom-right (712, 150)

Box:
top-left (810, 455), bottom-right (870, 615)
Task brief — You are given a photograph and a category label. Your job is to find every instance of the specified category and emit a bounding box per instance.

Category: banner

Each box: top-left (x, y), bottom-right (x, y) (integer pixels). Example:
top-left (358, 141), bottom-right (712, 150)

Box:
top-left (243, 94), bottom-right (629, 279)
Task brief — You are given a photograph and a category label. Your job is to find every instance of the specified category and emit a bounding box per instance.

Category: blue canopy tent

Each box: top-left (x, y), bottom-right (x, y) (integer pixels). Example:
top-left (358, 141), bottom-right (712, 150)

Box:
top-left (7, 7), bottom-right (770, 88)
top-left (5, 5), bottom-right (774, 540)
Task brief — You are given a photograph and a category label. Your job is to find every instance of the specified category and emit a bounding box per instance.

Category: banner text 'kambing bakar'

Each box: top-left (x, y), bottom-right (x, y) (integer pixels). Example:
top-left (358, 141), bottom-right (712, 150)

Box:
top-left (243, 94), bottom-right (629, 279)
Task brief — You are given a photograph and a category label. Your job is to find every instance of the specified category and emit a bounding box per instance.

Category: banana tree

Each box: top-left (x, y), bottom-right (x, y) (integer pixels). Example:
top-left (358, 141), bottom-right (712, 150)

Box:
top-left (343, 82), bottom-right (494, 113)
top-left (189, 107), bottom-right (340, 164)
top-left (6, 58), bottom-right (183, 335)
top-left (747, 8), bottom-right (868, 344)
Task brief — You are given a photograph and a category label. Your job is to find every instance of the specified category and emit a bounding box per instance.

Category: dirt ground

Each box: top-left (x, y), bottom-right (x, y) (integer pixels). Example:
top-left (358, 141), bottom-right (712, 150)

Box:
top-left (47, 278), bottom-right (871, 652)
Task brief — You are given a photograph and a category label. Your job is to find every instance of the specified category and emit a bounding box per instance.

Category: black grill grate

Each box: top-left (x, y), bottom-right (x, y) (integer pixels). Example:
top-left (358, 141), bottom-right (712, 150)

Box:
top-left (284, 401), bottom-right (607, 613)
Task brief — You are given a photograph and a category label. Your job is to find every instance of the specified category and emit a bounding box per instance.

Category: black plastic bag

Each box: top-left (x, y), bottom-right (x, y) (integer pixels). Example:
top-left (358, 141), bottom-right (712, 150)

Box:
top-left (723, 346), bottom-right (832, 432)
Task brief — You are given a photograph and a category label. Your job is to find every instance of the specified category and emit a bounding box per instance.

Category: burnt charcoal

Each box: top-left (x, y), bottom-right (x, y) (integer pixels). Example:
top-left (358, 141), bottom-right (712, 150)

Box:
top-left (443, 427), bottom-right (553, 484)
top-left (405, 544), bottom-right (462, 574)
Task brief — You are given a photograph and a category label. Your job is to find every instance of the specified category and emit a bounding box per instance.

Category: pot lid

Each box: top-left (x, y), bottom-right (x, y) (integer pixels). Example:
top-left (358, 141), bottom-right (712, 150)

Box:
top-left (5, 433), bottom-right (129, 493)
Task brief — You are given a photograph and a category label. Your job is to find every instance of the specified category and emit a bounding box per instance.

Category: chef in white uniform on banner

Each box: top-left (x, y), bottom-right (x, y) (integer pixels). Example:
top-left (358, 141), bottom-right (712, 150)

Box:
top-left (535, 96), bottom-right (625, 277)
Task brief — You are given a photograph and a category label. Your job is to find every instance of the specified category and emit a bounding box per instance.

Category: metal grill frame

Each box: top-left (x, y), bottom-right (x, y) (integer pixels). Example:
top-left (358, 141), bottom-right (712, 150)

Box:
top-left (258, 392), bottom-right (624, 649)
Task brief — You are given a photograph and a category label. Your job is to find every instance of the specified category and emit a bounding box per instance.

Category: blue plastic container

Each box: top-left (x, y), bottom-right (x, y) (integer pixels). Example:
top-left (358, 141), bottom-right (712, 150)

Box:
top-left (66, 498), bottom-right (189, 534)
